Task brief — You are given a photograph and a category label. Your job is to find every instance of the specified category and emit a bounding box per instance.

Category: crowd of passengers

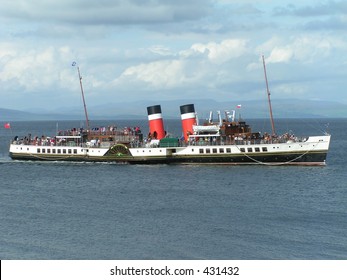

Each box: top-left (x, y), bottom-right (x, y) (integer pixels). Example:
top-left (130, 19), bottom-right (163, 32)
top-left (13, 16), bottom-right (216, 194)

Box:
top-left (13, 135), bottom-right (58, 146)
top-left (57, 126), bottom-right (142, 136)
top-left (183, 132), bottom-right (301, 146)
top-left (12, 128), bottom-right (301, 147)
top-left (12, 126), bottom-right (143, 146)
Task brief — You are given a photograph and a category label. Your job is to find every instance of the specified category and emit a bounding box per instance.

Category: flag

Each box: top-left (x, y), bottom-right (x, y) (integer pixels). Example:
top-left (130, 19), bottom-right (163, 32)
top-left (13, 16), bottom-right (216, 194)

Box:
top-left (236, 104), bottom-right (242, 108)
top-left (4, 123), bottom-right (10, 129)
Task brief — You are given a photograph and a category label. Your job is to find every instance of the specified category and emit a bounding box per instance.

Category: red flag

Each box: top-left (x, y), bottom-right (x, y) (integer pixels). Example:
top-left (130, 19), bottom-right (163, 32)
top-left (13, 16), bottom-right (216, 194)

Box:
top-left (236, 104), bottom-right (242, 108)
top-left (4, 123), bottom-right (10, 129)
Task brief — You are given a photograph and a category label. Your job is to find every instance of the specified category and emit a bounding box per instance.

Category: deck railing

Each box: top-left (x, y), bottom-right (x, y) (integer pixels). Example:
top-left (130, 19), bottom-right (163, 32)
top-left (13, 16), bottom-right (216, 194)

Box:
top-left (11, 134), bottom-right (306, 148)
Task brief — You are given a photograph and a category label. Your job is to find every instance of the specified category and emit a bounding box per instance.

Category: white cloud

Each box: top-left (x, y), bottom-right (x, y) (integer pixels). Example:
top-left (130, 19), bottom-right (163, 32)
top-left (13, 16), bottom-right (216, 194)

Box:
top-left (0, 43), bottom-right (17, 61)
top-left (148, 45), bottom-right (175, 57)
top-left (260, 35), bottom-right (344, 64)
top-left (268, 47), bottom-right (293, 63)
top-left (290, 36), bottom-right (333, 62)
top-left (117, 59), bottom-right (189, 89)
top-left (114, 38), bottom-right (249, 92)
top-left (191, 39), bottom-right (248, 64)
top-left (0, 46), bottom-right (76, 91)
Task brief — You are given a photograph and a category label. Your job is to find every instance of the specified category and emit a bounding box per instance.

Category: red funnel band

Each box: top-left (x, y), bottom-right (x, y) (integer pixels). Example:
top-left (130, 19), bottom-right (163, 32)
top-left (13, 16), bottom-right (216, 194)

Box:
top-left (147, 105), bottom-right (165, 140)
top-left (148, 119), bottom-right (165, 139)
top-left (180, 104), bottom-right (196, 141)
top-left (181, 114), bottom-right (196, 141)
top-left (181, 119), bottom-right (195, 141)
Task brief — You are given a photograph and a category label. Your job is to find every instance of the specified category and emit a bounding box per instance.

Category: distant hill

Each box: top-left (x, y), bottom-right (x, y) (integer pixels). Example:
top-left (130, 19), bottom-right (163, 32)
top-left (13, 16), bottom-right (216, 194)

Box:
top-left (0, 108), bottom-right (79, 121)
top-left (1, 99), bottom-right (346, 121)
top-left (79, 98), bottom-right (347, 119)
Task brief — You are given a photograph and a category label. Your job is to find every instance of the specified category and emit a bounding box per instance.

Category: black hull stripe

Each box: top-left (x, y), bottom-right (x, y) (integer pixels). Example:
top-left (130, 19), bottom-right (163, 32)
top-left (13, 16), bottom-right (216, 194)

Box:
top-left (9, 151), bottom-right (328, 166)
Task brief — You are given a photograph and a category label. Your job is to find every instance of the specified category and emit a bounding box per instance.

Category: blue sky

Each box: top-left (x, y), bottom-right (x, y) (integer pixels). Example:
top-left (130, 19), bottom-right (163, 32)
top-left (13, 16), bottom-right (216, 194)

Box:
top-left (1, 0), bottom-right (347, 112)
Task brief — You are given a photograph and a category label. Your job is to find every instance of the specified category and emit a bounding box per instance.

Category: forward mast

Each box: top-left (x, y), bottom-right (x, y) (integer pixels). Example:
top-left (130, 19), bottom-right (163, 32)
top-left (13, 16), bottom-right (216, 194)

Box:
top-left (262, 55), bottom-right (276, 136)
top-left (74, 64), bottom-right (90, 132)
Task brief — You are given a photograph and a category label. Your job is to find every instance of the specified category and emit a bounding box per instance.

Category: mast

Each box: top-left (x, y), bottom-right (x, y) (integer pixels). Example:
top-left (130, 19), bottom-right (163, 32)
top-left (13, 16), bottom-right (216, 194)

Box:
top-left (262, 55), bottom-right (276, 136)
top-left (75, 64), bottom-right (90, 132)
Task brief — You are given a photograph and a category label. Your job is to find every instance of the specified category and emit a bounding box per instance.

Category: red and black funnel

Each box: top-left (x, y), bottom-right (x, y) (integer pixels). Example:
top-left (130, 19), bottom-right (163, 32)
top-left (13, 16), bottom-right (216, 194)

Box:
top-left (147, 105), bottom-right (165, 140)
top-left (180, 104), bottom-right (196, 141)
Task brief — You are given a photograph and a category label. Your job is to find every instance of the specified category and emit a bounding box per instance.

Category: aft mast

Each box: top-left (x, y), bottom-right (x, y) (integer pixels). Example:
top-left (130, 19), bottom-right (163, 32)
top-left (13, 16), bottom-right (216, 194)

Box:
top-left (262, 55), bottom-right (276, 136)
top-left (73, 62), bottom-right (90, 132)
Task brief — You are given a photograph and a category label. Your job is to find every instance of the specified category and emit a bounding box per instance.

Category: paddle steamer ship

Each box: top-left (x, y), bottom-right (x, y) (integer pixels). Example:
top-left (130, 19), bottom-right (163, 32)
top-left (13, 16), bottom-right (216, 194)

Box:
top-left (8, 57), bottom-right (331, 165)
top-left (8, 102), bottom-right (331, 165)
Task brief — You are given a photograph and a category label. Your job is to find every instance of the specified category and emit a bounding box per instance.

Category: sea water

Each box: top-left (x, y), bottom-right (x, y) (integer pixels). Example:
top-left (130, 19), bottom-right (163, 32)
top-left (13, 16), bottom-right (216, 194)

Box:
top-left (0, 118), bottom-right (346, 259)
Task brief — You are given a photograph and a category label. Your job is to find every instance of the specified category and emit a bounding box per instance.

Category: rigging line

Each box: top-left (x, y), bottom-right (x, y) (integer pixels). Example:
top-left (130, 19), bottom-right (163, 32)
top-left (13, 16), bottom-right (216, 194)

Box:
top-left (234, 141), bottom-right (321, 166)
top-left (301, 118), bottom-right (330, 136)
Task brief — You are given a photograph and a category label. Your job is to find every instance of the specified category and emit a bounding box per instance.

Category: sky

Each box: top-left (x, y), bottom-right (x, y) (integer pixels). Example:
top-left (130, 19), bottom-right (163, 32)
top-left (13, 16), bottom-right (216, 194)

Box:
top-left (1, 0), bottom-right (347, 112)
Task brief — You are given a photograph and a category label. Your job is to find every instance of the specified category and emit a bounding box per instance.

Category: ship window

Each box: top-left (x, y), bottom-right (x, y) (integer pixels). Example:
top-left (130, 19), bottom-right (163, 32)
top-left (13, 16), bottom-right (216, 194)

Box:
top-left (240, 148), bottom-right (245, 152)
top-left (255, 147), bottom-right (260, 152)
top-left (262, 147), bottom-right (268, 152)
top-left (63, 149), bottom-right (66, 154)
top-left (226, 148), bottom-right (231, 153)
top-left (213, 148), bottom-right (217, 153)
top-left (47, 149), bottom-right (51, 153)
top-left (73, 149), bottom-right (77, 154)
top-left (206, 148), bottom-right (211, 154)
top-left (68, 149), bottom-right (72, 154)
top-left (199, 148), bottom-right (204, 154)
top-left (52, 149), bottom-right (56, 153)
top-left (57, 149), bottom-right (61, 153)
top-left (247, 148), bottom-right (252, 152)
top-left (37, 148), bottom-right (41, 153)
top-left (42, 149), bottom-right (46, 153)
top-left (219, 148), bottom-right (224, 153)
